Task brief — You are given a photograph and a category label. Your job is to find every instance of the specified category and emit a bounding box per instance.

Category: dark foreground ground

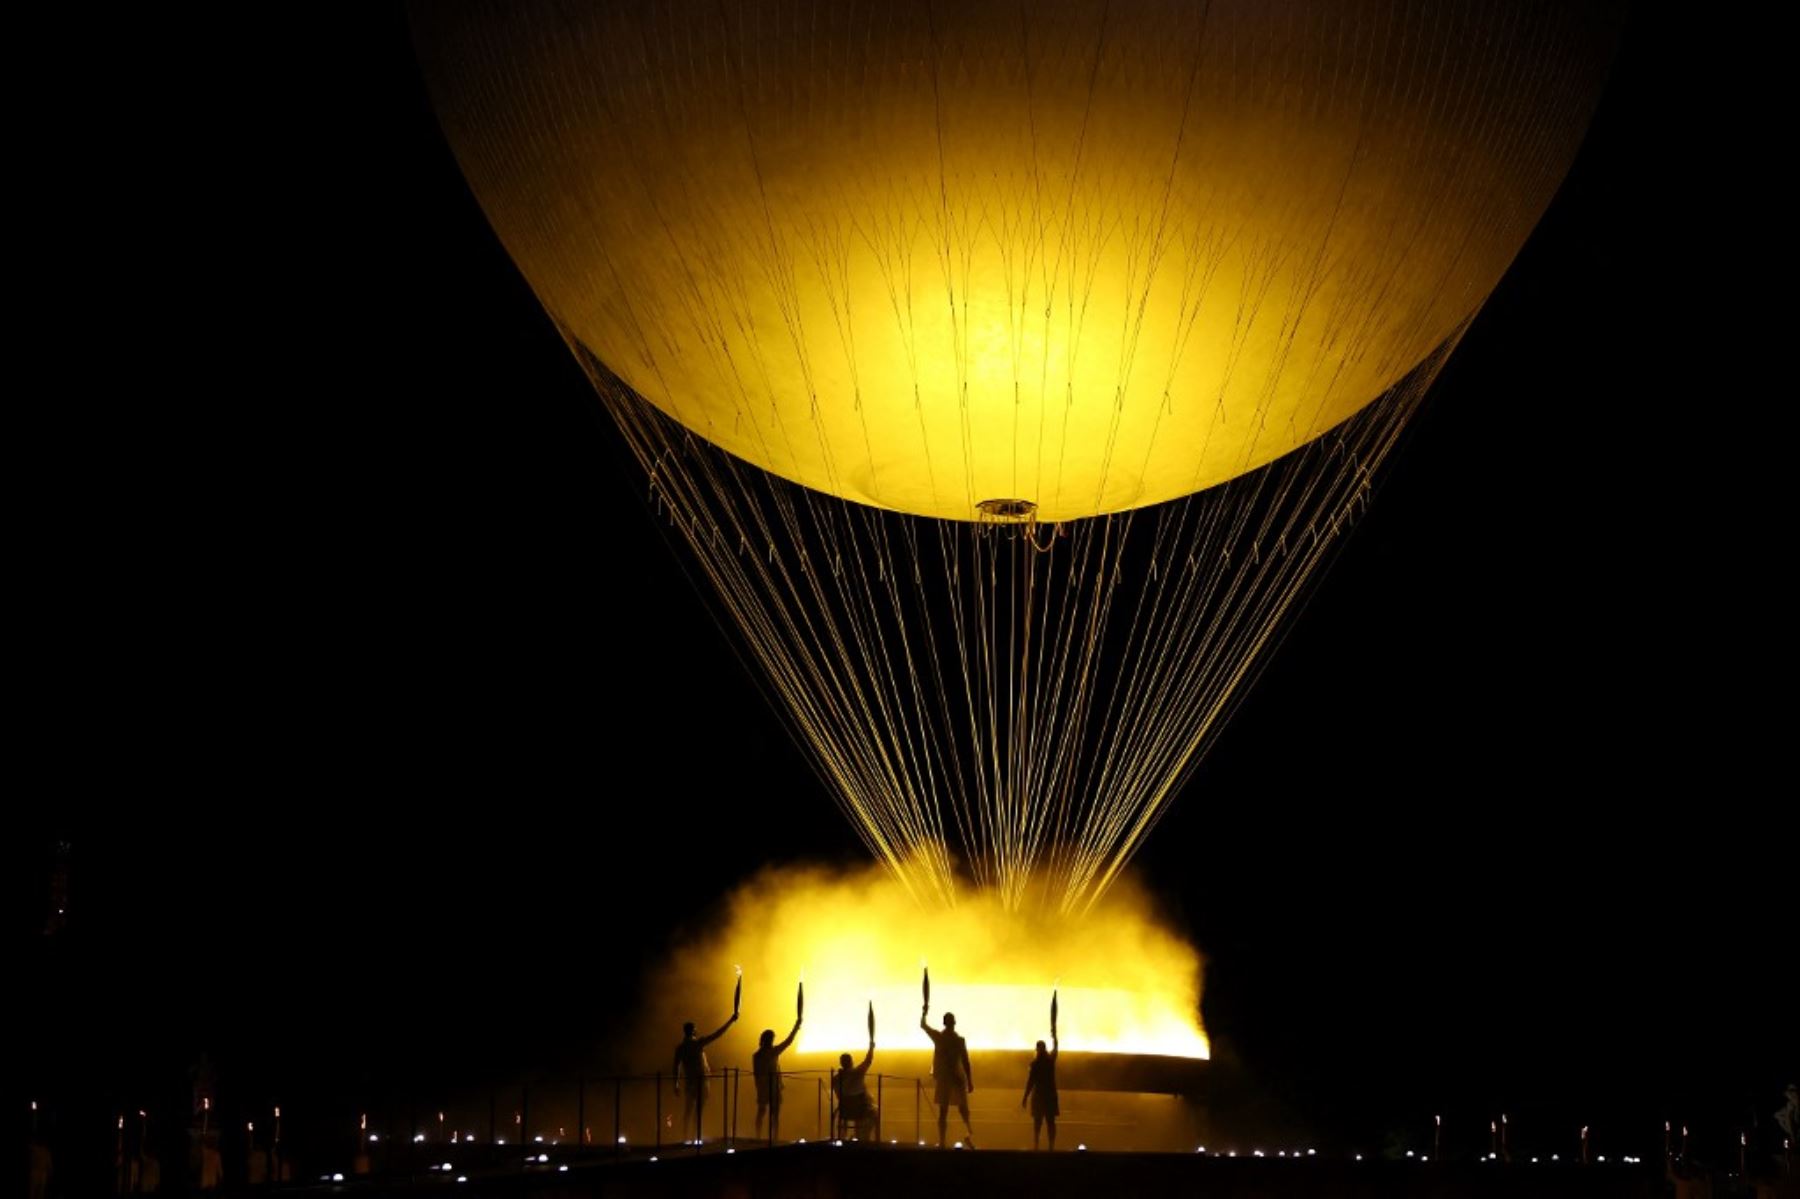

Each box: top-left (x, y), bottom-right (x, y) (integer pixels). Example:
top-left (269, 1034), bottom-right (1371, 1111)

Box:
top-left (254, 1143), bottom-right (1678, 1199)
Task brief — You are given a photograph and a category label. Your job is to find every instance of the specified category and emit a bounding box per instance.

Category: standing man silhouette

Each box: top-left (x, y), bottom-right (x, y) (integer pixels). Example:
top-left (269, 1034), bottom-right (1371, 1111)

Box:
top-left (751, 1015), bottom-right (803, 1141)
top-left (1022, 1032), bottom-right (1060, 1149)
top-left (920, 1005), bottom-right (974, 1146)
top-left (672, 1010), bottom-right (736, 1144)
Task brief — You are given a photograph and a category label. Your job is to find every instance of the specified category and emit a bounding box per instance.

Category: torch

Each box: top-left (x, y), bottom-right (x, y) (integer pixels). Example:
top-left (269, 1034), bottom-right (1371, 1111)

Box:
top-left (921, 962), bottom-right (930, 1013)
top-left (202, 1096), bottom-right (210, 1145)
top-left (1490, 1119), bottom-right (1497, 1158)
top-left (1664, 1120), bottom-right (1671, 1162)
top-left (1740, 1131), bottom-right (1747, 1177)
top-left (868, 1001), bottom-right (875, 1042)
top-left (733, 966), bottom-right (742, 1019)
top-left (1682, 1125), bottom-right (1689, 1158)
top-left (797, 974), bottom-right (805, 1021)
top-left (1434, 1114), bottom-right (1441, 1162)
top-left (1051, 985), bottom-right (1059, 1041)
top-left (1580, 1125), bottom-right (1589, 1165)
top-left (1501, 1113), bottom-right (1509, 1161)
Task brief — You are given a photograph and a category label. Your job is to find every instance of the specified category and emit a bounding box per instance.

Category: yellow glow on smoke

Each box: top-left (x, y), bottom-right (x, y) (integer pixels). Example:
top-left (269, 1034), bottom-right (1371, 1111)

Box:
top-left (649, 864), bottom-right (1207, 1061)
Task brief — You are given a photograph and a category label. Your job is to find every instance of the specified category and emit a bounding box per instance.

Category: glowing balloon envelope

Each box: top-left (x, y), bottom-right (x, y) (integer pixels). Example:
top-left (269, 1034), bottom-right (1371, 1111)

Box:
top-left (415, 0), bottom-right (1616, 521)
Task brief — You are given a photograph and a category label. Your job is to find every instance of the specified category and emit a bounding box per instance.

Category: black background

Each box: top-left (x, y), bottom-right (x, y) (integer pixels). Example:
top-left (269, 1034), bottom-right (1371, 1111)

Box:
top-left (19, 0), bottom-right (1793, 1181)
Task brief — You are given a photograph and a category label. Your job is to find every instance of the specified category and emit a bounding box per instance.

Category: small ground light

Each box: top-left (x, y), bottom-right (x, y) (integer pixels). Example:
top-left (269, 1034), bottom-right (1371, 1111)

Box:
top-left (455, 1176), bottom-right (467, 1183)
top-left (331, 1173), bottom-right (344, 1182)
top-left (1077, 1144), bottom-right (1088, 1152)
top-left (558, 1164), bottom-right (569, 1172)
top-left (537, 1153), bottom-right (548, 1162)
top-left (726, 1148), bottom-right (735, 1155)
top-left (616, 1135), bottom-right (627, 1145)
top-left (1355, 1154), bottom-right (1363, 1161)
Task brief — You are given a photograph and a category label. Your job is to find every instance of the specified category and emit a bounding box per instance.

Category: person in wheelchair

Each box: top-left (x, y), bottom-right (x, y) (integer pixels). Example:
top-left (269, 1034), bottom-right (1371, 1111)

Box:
top-left (834, 1036), bottom-right (878, 1139)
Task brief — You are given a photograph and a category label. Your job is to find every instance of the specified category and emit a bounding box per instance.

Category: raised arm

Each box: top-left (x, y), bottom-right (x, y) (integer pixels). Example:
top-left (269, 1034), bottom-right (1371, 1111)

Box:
top-left (920, 1009), bottom-right (940, 1042)
top-left (858, 1041), bottom-right (875, 1073)
top-left (698, 1012), bottom-right (737, 1048)
top-left (775, 1016), bottom-right (802, 1053)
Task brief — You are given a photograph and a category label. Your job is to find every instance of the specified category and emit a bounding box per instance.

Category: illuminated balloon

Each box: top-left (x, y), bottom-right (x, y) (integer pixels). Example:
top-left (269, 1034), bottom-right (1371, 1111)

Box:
top-left (416, 0), bottom-right (1615, 522)
top-left (414, 2), bottom-right (1617, 912)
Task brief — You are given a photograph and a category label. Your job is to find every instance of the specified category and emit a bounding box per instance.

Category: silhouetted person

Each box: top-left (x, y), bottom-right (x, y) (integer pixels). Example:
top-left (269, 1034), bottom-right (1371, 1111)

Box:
top-left (1746, 1150), bottom-right (1800, 1199)
top-left (1668, 1155), bottom-right (1716, 1199)
top-left (1022, 1032), bottom-right (1060, 1149)
top-left (28, 1137), bottom-right (49, 1199)
top-left (752, 1015), bottom-right (803, 1141)
top-left (672, 1011), bottom-right (736, 1144)
top-left (921, 1006), bottom-right (974, 1146)
top-left (835, 1038), bottom-right (877, 1139)
top-left (1778, 1083), bottom-right (1800, 1144)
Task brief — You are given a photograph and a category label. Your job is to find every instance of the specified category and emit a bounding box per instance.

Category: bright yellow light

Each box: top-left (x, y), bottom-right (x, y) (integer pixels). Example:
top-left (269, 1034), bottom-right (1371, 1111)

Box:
top-left (797, 981), bottom-right (1205, 1059)
top-left (418, 3), bottom-right (1612, 521)
top-left (645, 862), bottom-right (1206, 1060)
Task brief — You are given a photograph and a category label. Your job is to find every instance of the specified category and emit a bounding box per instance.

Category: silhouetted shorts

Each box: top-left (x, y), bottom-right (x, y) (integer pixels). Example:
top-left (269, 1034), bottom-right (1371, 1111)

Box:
top-left (935, 1080), bottom-right (967, 1108)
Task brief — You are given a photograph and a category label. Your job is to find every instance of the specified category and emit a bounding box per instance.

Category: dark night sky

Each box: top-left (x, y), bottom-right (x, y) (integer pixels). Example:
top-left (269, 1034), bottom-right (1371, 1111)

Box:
top-left (19, 0), bottom-right (1794, 1174)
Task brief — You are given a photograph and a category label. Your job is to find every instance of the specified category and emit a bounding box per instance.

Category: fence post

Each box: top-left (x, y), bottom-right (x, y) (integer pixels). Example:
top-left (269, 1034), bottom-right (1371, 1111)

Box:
top-left (654, 1075), bottom-right (661, 1152)
top-left (877, 1074), bottom-right (883, 1142)
top-left (613, 1078), bottom-right (622, 1150)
